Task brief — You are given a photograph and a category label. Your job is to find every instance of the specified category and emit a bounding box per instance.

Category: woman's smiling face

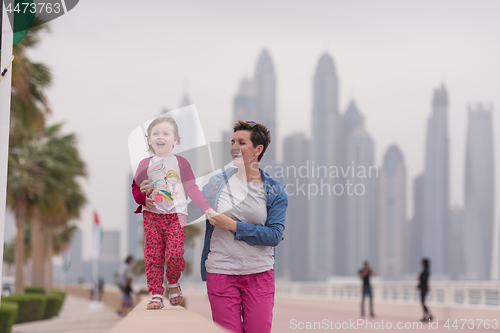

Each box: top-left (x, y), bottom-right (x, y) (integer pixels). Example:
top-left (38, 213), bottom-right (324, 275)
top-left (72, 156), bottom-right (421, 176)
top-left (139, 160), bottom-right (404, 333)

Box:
top-left (230, 130), bottom-right (261, 168)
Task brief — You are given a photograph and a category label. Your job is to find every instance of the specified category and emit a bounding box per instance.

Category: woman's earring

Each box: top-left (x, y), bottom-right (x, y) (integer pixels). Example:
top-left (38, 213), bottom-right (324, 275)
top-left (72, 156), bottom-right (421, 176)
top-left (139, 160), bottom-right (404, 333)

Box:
top-left (248, 155), bottom-right (257, 163)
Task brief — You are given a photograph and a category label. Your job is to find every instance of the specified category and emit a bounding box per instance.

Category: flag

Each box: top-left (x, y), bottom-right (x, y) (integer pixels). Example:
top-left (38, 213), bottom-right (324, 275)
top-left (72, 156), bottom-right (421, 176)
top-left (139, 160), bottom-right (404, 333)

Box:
top-left (62, 245), bottom-right (71, 272)
top-left (92, 211), bottom-right (103, 260)
top-left (0, 0), bottom-right (36, 51)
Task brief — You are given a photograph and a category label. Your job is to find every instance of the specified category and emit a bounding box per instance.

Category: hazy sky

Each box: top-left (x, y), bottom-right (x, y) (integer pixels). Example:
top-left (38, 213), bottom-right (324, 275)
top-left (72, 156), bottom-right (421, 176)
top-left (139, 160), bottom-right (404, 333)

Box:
top-left (24, 0), bottom-right (500, 259)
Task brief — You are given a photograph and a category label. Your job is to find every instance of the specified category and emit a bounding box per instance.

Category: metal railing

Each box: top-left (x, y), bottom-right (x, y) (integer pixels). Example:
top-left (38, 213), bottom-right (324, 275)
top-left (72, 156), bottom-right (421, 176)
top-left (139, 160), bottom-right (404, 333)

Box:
top-left (274, 281), bottom-right (500, 308)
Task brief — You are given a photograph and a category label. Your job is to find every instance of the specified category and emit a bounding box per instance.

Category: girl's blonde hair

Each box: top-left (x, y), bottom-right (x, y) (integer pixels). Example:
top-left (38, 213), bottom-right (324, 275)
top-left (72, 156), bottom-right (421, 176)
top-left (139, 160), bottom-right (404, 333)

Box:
top-left (146, 114), bottom-right (182, 154)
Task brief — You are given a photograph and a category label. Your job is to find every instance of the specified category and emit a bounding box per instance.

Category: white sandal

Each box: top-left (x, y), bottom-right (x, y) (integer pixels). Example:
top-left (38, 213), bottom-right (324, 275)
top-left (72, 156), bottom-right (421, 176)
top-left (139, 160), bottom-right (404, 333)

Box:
top-left (167, 283), bottom-right (183, 306)
top-left (147, 294), bottom-right (164, 310)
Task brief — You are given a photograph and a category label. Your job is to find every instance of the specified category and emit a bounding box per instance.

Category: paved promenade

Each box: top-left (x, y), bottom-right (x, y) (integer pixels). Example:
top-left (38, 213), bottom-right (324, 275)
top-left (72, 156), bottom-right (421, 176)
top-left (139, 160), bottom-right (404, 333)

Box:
top-left (11, 295), bottom-right (121, 333)
top-left (9, 291), bottom-right (498, 333)
top-left (186, 293), bottom-right (496, 333)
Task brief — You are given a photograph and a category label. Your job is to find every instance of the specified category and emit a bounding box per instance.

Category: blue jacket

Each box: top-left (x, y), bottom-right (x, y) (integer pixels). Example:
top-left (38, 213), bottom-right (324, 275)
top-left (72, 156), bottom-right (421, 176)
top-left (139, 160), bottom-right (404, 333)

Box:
top-left (187, 167), bottom-right (288, 281)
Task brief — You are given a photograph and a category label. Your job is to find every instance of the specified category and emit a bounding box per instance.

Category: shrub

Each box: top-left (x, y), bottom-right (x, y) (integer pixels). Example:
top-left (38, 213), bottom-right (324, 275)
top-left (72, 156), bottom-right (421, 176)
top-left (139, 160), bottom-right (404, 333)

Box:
top-left (49, 290), bottom-right (66, 315)
top-left (1, 294), bottom-right (46, 323)
top-left (0, 301), bottom-right (18, 333)
top-left (42, 294), bottom-right (63, 319)
top-left (24, 286), bottom-right (46, 294)
top-left (49, 290), bottom-right (66, 303)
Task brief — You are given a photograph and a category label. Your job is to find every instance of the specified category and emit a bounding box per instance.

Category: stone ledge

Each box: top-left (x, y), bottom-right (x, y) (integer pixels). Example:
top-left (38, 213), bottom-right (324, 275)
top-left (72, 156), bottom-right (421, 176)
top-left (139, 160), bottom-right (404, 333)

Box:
top-left (108, 297), bottom-right (229, 333)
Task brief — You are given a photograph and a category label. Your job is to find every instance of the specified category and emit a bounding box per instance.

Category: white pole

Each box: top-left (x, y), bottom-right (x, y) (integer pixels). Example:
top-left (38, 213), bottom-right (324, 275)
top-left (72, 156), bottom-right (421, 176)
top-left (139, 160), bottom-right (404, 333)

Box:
top-left (0, 0), bottom-right (14, 305)
top-left (88, 258), bottom-right (103, 311)
top-left (92, 259), bottom-right (98, 301)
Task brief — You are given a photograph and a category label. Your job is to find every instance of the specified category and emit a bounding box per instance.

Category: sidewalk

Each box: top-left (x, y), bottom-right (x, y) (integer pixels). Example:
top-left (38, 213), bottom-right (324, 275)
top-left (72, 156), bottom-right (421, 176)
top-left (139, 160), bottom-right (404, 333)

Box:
top-left (185, 293), bottom-right (496, 332)
top-left (12, 295), bottom-right (121, 333)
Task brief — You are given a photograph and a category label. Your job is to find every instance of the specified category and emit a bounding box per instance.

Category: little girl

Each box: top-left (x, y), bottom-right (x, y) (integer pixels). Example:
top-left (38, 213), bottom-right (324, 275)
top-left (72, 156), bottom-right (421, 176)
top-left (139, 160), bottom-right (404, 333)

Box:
top-left (131, 114), bottom-right (213, 309)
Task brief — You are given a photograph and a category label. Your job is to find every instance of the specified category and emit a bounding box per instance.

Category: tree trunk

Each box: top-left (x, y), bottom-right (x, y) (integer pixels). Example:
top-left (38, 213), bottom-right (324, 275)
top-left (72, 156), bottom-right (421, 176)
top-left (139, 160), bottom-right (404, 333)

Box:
top-left (31, 208), bottom-right (45, 286)
top-left (14, 200), bottom-right (27, 294)
top-left (45, 229), bottom-right (53, 290)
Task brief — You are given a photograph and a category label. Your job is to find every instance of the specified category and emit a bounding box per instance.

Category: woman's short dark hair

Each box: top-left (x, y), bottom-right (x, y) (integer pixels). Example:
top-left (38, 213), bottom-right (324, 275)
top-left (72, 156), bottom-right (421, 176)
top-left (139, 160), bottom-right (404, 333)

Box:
top-left (233, 120), bottom-right (271, 162)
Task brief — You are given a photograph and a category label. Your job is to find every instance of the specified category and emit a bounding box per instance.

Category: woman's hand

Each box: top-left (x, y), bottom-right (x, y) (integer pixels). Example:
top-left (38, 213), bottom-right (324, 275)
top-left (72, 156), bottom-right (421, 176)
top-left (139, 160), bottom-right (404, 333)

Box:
top-left (208, 212), bottom-right (237, 232)
top-left (140, 180), bottom-right (153, 193)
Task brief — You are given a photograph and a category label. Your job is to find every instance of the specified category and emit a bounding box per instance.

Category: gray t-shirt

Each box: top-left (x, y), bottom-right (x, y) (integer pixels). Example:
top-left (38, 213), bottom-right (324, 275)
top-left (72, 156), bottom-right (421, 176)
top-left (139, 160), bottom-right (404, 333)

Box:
top-left (205, 174), bottom-right (274, 275)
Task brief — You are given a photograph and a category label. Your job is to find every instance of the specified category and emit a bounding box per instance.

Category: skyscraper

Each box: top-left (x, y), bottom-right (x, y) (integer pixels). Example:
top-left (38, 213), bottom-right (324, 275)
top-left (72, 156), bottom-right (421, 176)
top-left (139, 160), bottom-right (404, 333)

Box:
top-left (276, 133), bottom-right (310, 281)
top-left (179, 92), bottom-right (192, 107)
top-left (463, 104), bottom-right (494, 280)
top-left (379, 145), bottom-right (406, 278)
top-left (100, 231), bottom-right (121, 261)
top-left (345, 127), bottom-right (378, 275)
top-left (232, 49), bottom-right (277, 165)
top-left (254, 49), bottom-right (276, 164)
top-left (408, 174), bottom-right (424, 274)
top-left (233, 78), bottom-right (254, 123)
top-left (308, 53), bottom-right (340, 280)
top-left (337, 100), bottom-right (364, 275)
top-left (447, 207), bottom-right (465, 280)
top-left (423, 84), bottom-right (449, 276)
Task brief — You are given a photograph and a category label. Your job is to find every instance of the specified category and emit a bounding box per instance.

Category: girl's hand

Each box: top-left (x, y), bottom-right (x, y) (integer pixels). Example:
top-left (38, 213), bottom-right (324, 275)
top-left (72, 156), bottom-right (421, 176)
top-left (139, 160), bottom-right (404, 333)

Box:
top-left (140, 180), bottom-right (153, 193)
top-left (208, 213), bottom-right (237, 232)
top-left (144, 193), bottom-right (155, 211)
top-left (205, 208), bottom-right (217, 218)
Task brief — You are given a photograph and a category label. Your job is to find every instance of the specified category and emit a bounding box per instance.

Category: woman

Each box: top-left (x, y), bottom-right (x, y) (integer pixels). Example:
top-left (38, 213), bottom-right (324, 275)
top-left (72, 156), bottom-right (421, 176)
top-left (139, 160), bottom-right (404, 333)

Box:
top-left (199, 120), bottom-right (287, 333)
top-left (417, 258), bottom-right (433, 322)
top-left (141, 120), bottom-right (287, 332)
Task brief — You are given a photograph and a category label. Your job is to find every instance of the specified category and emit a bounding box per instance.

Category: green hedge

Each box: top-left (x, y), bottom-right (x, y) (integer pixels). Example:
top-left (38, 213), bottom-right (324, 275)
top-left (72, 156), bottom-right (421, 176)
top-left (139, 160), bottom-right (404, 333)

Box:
top-left (42, 293), bottom-right (64, 319)
top-left (0, 301), bottom-right (18, 333)
top-left (49, 290), bottom-right (66, 315)
top-left (24, 286), bottom-right (46, 294)
top-left (1, 294), bottom-right (46, 323)
top-left (49, 290), bottom-right (66, 303)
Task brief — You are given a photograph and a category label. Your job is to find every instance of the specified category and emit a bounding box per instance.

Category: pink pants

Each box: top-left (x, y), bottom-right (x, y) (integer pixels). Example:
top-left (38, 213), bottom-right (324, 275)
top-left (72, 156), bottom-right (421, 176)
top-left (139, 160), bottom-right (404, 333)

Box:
top-left (206, 270), bottom-right (275, 333)
top-left (143, 211), bottom-right (186, 295)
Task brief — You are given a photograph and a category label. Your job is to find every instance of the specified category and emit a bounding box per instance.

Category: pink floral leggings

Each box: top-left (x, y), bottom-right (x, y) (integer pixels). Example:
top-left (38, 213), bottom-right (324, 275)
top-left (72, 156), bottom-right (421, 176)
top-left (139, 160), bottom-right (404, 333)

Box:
top-left (143, 211), bottom-right (186, 295)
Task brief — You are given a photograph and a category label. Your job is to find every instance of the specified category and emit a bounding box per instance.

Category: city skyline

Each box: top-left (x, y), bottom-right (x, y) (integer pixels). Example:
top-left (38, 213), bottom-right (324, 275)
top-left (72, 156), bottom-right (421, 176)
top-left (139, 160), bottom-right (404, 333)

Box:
top-left (33, 55), bottom-right (498, 282)
top-left (19, 1), bottom-right (500, 269)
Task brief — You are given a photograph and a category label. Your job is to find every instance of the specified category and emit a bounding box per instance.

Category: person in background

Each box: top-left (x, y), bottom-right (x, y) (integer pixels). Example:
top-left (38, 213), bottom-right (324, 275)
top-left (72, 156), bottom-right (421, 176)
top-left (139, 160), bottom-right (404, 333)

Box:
top-left (118, 255), bottom-right (134, 290)
top-left (358, 261), bottom-right (376, 317)
top-left (117, 277), bottom-right (134, 317)
top-left (90, 277), bottom-right (105, 301)
top-left (416, 258), bottom-right (433, 322)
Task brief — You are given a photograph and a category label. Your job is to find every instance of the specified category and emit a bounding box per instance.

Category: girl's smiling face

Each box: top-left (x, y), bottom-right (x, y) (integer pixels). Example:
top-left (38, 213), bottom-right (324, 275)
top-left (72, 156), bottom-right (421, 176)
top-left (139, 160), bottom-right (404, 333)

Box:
top-left (230, 130), bottom-right (261, 168)
top-left (148, 122), bottom-right (178, 157)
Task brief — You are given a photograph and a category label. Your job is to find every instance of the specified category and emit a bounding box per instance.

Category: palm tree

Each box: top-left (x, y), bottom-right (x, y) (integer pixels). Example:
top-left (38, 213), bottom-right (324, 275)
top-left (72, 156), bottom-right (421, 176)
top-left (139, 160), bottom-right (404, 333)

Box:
top-left (30, 124), bottom-right (86, 287)
top-left (7, 141), bottom-right (45, 293)
top-left (7, 18), bottom-right (51, 293)
top-left (44, 182), bottom-right (86, 290)
top-left (10, 18), bottom-right (51, 146)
